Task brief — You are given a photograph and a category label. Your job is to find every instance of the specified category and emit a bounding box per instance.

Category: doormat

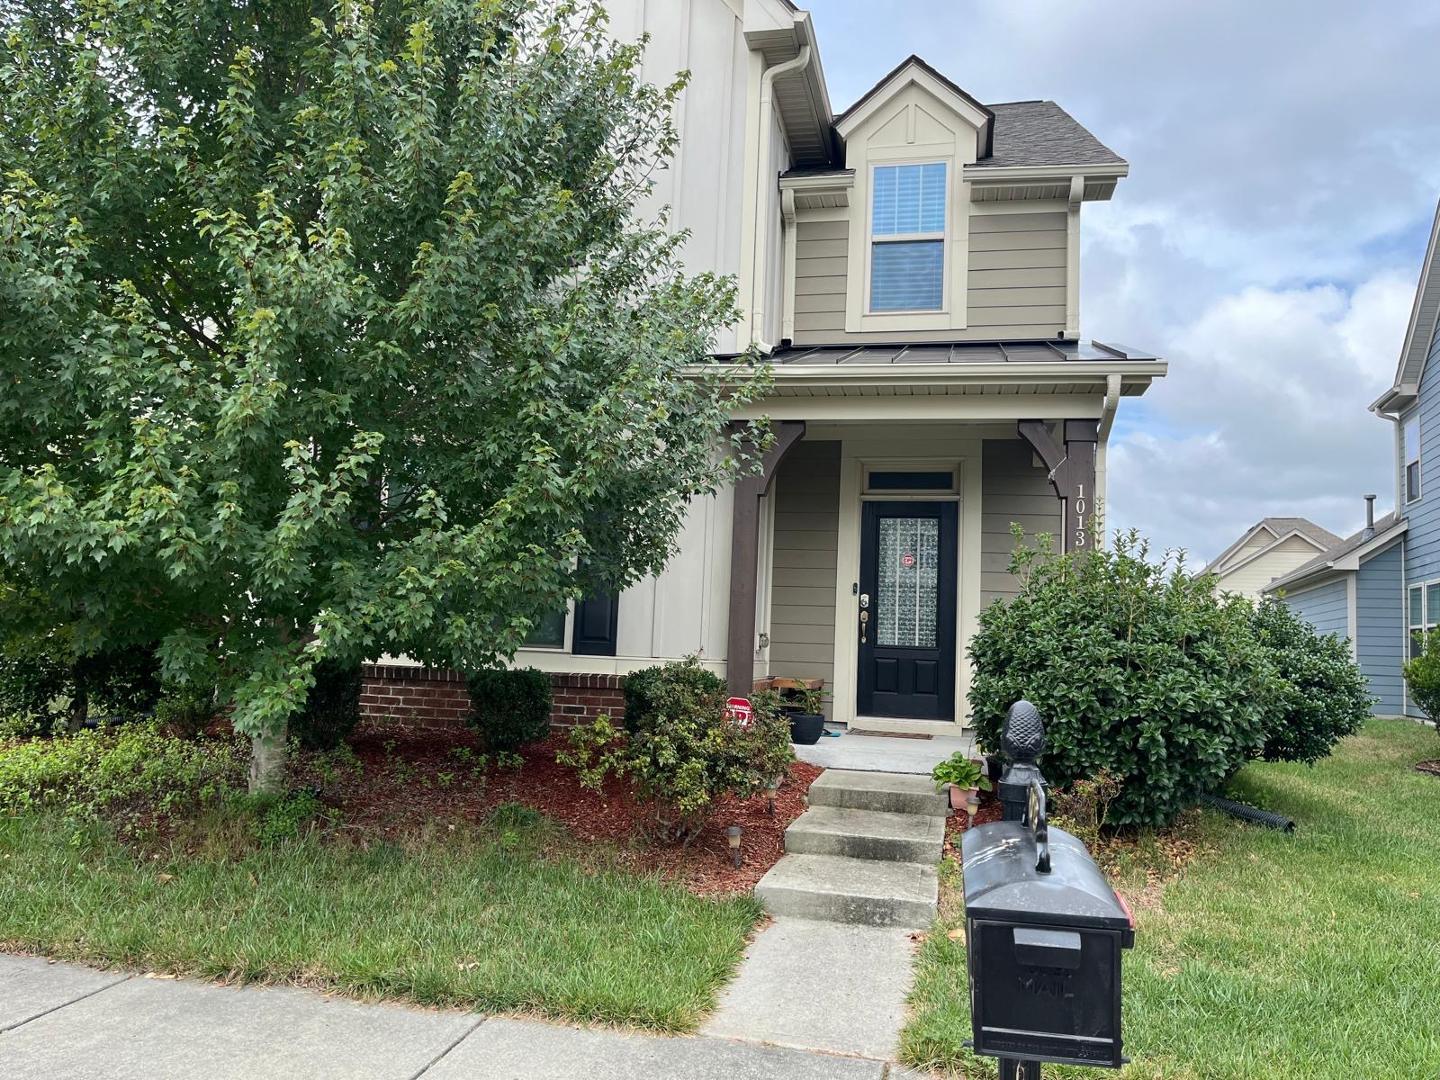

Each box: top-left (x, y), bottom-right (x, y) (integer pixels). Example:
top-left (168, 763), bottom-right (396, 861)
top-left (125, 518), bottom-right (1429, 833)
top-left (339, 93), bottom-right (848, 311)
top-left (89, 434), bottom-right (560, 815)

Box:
top-left (849, 730), bottom-right (933, 740)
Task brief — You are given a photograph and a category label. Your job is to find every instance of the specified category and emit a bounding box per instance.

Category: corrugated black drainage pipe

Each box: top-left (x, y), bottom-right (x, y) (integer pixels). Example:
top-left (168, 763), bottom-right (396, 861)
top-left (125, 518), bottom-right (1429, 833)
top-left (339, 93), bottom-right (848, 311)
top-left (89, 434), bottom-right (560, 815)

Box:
top-left (1200, 794), bottom-right (1295, 832)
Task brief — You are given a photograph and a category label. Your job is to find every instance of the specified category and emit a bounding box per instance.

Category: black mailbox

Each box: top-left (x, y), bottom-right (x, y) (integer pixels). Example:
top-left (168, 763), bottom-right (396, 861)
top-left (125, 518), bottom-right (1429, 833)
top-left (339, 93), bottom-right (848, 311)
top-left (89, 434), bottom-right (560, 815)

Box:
top-left (961, 821), bottom-right (1134, 1068)
top-left (960, 700), bottom-right (1136, 1076)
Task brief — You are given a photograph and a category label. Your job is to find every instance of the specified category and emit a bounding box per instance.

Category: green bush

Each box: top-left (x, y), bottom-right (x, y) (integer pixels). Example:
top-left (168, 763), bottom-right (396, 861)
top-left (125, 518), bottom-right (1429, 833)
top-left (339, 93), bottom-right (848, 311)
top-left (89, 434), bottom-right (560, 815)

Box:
top-left (1402, 630), bottom-right (1440, 730)
top-left (0, 632), bottom-right (162, 734)
top-left (466, 667), bottom-right (552, 752)
top-left (560, 660), bottom-right (795, 842)
top-left (290, 661), bottom-right (362, 751)
top-left (154, 683), bottom-right (219, 741)
top-left (1252, 598), bottom-right (1372, 763)
top-left (969, 528), bottom-right (1273, 827)
top-left (0, 723), bottom-right (243, 825)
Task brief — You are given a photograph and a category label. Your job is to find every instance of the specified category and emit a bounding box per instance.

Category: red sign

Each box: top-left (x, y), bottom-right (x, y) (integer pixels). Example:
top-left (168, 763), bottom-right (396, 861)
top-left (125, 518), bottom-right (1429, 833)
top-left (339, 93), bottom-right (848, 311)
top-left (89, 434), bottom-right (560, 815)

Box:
top-left (725, 696), bottom-right (753, 727)
top-left (901, 552), bottom-right (916, 568)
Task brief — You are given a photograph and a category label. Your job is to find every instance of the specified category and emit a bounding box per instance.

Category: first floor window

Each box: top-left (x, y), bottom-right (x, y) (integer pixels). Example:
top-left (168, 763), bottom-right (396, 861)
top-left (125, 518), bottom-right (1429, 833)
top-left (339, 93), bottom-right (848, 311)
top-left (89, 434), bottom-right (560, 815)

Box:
top-left (1409, 583), bottom-right (1440, 657)
top-left (869, 162), bottom-right (947, 312)
top-left (525, 608), bottom-right (567, 650)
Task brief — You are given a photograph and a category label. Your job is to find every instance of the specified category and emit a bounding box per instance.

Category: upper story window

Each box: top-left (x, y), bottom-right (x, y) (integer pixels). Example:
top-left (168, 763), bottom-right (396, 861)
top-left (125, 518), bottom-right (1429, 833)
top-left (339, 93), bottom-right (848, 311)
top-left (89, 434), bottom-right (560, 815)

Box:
top-left (1405, 414), bottom-right (1421, 503)
top-left (869, 163), bottom-right (947, 312)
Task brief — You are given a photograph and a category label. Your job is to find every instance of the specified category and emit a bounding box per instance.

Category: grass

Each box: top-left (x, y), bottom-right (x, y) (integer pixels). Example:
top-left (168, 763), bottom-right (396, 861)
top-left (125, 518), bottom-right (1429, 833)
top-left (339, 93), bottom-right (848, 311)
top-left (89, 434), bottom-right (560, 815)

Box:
top-left (901, 718), bottom-right (1440, 1078)
top-left (0, 808), bottom-right (762, 1032)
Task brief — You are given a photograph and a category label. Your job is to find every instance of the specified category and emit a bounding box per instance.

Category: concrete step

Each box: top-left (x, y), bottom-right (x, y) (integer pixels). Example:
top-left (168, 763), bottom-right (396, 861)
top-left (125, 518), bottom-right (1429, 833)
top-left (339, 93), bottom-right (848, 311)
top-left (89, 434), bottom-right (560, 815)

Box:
top-left (754, 853), bottom-right (939, 929)
top-left (806, 769), bottom-right (949, 818)
top-left (784, 806), bottom-right (945, 863)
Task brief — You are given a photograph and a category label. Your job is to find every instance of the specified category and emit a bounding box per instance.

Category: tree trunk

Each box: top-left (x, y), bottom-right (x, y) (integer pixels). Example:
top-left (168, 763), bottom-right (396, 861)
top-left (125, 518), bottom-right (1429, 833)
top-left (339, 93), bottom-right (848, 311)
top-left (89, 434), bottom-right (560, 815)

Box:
top-left (248, 722), bottom-right (288, 795)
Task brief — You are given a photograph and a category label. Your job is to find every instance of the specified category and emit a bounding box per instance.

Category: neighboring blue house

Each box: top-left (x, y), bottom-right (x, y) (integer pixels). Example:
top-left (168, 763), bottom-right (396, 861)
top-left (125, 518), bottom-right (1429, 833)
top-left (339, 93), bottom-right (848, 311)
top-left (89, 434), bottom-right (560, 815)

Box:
top-left (1266, 197), bottom-right (1440, 718)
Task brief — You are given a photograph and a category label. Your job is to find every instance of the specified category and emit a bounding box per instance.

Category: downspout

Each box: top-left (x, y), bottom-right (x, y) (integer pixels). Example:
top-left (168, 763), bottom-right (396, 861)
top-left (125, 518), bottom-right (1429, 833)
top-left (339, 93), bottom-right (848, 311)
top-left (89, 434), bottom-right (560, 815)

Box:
top-left (748, 44), bottom-right (812, 350)
top-left (1095, 373), bottom-right (1122, 543)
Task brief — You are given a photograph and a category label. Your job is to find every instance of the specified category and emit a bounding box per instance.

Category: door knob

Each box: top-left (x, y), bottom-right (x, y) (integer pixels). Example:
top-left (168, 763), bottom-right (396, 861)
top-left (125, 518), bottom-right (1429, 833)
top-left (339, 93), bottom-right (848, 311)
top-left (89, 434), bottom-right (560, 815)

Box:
top-left (859, 609), bottom-right (869, 644)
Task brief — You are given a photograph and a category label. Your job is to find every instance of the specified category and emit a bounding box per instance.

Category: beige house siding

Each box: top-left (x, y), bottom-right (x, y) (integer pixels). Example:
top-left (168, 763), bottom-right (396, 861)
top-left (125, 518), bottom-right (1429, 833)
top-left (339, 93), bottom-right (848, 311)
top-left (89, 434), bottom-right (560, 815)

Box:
top-left (791, 209), bottom-right (1068, 344)
top-left (767, 441), bottom-right (842, 705)
top-left (1215, 535), bottom-right (1327, 599)
top-left (981, 439), bottom-right (1063, 606)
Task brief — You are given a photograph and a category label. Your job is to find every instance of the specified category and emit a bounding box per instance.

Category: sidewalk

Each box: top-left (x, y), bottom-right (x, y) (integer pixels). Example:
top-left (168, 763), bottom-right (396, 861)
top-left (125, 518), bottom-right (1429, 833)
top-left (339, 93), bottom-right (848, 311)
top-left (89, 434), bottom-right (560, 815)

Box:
top-left (0, 954), bottom-right (922, 1079)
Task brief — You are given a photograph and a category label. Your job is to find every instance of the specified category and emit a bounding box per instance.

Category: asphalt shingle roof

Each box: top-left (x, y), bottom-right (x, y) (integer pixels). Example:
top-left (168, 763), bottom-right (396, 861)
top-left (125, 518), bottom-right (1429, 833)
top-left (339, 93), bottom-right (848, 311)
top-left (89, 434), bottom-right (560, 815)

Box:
top-left (1264, 512), bottom-right (1404, 593)
top-left (974, 100), bottom-right (1126, 170)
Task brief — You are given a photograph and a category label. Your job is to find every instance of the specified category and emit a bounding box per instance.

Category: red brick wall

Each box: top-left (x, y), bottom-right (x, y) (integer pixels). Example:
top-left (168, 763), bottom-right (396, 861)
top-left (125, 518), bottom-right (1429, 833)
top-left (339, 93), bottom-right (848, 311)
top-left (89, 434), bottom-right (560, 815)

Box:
top-left (360, 664), bottom-right (624, 732)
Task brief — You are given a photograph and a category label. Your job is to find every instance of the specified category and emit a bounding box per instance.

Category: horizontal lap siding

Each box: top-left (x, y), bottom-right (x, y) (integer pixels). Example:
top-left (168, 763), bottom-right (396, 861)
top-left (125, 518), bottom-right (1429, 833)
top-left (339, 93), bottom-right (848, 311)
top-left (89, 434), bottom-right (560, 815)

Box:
top-left (1356, 543), bottom-right (1406, 715)
top-left (768, 441), bottom-right (841, 708)
top-left (982, 440), bottom-right (1062, 607)
top-left (1284, 578), bottom-right (1350, 640)
top-left (1402, 323), bottom-right (1440, 715)
top-left (790, 208), bottom-right (1069, 344)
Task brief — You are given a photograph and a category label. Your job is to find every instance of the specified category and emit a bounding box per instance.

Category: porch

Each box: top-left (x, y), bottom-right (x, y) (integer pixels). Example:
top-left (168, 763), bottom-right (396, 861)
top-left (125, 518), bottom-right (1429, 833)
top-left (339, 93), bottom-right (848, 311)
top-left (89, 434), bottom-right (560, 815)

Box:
top-left (725, 341), bottom-right (1162, 734)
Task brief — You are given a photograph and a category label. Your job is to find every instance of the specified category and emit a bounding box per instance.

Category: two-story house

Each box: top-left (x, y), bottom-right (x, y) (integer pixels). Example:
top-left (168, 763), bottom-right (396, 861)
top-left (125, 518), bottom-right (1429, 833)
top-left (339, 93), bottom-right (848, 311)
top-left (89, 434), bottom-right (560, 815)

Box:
top-left (1207, 518), bottom-right (1342, 600)
top-left (1265, 197), bottom-right (1440, 719)
top-left (363, 0), bottom-right (1168, 735)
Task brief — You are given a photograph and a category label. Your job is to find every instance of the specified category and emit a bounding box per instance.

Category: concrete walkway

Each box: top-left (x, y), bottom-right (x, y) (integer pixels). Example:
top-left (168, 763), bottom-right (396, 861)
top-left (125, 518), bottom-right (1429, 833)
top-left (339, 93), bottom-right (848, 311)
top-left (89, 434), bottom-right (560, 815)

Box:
top-left (794, 729), bottom-right (976, 775)
top-left (702, 917), bottom-right (918, 1059)
top-left (0, 954), bottom-right (924, 1079)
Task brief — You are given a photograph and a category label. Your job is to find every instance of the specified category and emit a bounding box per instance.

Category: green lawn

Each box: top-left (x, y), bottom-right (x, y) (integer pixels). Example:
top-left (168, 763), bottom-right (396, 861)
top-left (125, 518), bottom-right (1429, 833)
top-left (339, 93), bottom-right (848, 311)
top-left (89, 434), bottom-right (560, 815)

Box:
top-left (0, 811), bottom-right (761, 1032)
top-left (901, 718), bottom-right (1440, 1079)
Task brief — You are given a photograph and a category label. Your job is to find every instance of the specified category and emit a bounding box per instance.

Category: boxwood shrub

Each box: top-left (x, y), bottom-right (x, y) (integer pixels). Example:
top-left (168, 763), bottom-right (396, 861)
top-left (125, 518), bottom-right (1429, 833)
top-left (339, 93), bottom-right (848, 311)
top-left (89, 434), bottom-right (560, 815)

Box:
top-left (466, 667), bottom-right (552, 752)
top-left (1251, 598), bottom-right (1372, 763)
top-left (969, 528), bottom-right (1272, 827)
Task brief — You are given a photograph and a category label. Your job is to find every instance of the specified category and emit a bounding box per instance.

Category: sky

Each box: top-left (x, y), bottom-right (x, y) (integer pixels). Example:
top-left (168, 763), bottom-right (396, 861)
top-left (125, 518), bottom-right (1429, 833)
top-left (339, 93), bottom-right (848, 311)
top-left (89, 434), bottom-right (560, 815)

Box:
top-left (803, 0), bottom-right (1440, 564)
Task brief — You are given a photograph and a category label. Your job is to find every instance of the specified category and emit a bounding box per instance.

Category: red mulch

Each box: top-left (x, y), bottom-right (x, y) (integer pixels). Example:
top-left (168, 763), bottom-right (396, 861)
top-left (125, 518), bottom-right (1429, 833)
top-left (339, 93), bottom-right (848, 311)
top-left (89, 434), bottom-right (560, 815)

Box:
top-left (1417, 759), bottom-right (1440, 779)
top-left (293, 721), bottom-right (823, 897)
top-left (941, 788), bottom-right (1004, 862)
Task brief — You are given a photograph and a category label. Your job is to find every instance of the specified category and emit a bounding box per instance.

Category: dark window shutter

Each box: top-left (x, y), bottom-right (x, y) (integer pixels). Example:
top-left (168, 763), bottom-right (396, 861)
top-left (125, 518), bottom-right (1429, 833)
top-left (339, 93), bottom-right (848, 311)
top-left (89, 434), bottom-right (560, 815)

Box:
top-left (572, 593), bottom-right (620, 656)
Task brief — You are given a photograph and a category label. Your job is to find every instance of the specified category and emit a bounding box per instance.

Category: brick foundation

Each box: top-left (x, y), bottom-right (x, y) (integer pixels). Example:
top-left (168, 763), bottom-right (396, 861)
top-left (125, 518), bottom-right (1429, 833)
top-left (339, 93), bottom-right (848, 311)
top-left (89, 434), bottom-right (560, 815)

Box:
top-left (360, 664), bottom-right (625, 732)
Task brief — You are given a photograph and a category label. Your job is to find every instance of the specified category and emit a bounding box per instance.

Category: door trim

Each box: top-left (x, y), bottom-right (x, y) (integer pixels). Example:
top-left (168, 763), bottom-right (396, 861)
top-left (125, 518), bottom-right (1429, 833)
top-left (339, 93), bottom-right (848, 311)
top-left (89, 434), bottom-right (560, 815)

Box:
top-left (825, 432), bottom-right (983, 732)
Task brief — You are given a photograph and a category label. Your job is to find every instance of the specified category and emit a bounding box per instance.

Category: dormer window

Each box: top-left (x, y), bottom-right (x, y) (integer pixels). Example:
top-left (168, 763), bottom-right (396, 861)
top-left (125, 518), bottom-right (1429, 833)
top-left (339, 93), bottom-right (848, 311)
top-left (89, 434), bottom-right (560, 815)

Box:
top-left (869, 162), bottom-right (947, 312)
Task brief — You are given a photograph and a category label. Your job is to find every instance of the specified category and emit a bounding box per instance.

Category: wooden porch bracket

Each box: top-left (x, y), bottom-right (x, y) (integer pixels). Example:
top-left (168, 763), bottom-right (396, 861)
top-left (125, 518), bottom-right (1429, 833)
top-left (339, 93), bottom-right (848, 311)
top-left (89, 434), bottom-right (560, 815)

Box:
top-left (1018, 419), bottom-right (1099, 552)
top-left (727, 420), bottom-right (806, 696)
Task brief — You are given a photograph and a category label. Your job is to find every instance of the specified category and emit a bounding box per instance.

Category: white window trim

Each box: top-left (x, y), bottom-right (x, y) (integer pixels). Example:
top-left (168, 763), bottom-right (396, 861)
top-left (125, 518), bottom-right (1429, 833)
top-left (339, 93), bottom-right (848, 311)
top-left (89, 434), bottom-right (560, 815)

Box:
top-left (866, 162), bottom-right (948, 315)
top-left (1404, 410), bottom-right (1422, 504)
top-left (1407, 579), bottom-right (1440, 658)
top-left (521, 600), bottom-right (574, 653)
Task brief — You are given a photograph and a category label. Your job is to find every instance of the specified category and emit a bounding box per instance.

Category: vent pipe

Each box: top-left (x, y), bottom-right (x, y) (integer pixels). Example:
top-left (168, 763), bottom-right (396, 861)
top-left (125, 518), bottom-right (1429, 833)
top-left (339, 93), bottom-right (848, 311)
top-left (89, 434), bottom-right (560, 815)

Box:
top-left (1363, 494), bottom-right (1377, 540)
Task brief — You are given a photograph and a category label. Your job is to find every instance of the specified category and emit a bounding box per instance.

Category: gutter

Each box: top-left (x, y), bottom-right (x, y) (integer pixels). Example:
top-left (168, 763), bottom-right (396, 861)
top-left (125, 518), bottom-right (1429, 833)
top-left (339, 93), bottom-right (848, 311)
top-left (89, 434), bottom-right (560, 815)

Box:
top-left (691, 359), bottom-right (1166, 389)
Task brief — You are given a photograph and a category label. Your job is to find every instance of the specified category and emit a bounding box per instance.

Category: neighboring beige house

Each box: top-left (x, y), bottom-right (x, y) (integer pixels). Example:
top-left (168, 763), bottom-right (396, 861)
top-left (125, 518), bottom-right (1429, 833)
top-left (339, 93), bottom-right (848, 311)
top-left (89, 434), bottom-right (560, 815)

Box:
top-left (1208, 518), bottom-right (1342, 599)
top-left (369, 0), bottom-right (1169, 735)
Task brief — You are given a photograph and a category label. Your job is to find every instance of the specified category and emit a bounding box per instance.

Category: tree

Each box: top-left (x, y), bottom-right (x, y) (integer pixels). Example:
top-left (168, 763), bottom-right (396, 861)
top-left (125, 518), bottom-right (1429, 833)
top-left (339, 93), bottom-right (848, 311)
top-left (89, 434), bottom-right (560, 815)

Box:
top-left (0, 0), bottom-right (767, 791)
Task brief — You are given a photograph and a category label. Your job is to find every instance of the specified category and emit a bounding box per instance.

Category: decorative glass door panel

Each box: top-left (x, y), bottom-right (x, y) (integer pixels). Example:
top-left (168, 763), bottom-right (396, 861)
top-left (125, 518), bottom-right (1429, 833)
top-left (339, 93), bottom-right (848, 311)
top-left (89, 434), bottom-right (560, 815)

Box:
top-left (858, 502), bottom-right (958, 721)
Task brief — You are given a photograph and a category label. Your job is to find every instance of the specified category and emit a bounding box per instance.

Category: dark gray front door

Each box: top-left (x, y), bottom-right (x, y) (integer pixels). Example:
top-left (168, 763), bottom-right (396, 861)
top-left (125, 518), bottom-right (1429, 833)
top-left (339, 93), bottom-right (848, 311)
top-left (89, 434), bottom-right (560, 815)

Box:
top-left (857, 501), bottom-right (958, 721)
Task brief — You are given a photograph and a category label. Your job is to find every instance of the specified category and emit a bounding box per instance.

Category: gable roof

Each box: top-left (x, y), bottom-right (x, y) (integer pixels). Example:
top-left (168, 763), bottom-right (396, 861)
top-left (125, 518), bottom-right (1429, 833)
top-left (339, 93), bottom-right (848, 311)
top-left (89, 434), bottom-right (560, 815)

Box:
top-left (971, 100), bottom-right (1126, 170)
top-left (1263, 512), bottom-right (1406, 594)
top-left (834, 55), bottom-right (994, 154)
top-left (1372, 197), bottom-right (1440, 414)
top-left (1209, 517), bottom-right (1340, 572)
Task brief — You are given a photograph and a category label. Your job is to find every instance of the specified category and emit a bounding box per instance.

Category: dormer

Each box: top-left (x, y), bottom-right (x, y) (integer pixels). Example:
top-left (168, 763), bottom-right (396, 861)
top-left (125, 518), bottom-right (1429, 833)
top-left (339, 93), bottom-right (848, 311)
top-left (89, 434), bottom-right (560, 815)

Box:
top-left (778, 56), bottom-right (1127, 347)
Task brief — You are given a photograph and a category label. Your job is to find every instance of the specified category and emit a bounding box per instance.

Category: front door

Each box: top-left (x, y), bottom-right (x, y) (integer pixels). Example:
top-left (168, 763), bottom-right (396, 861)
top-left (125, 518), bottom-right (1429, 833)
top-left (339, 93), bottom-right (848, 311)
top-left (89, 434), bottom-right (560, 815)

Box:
top-left (857, 501), bottom-right (958, 721)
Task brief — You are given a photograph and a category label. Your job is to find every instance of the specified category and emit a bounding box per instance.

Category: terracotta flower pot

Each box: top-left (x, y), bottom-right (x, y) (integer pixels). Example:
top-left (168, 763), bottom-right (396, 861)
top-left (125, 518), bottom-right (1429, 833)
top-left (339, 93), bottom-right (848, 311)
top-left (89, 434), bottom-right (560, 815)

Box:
top-left (949, 784), bottom-right (977, 811)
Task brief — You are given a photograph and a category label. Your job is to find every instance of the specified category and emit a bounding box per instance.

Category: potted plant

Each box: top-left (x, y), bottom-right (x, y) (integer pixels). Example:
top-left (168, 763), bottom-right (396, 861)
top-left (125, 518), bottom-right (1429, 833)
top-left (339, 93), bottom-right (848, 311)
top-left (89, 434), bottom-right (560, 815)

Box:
top-left (931, 752), bottom-right (992, 810)
top-left (786, 686), bottom-right (826, 745)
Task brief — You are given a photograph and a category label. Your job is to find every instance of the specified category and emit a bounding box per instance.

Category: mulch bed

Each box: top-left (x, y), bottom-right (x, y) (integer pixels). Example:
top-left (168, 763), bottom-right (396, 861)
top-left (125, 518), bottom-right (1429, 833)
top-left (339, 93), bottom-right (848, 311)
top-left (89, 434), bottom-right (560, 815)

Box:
top-left (293, 721), bottom-right (823, 897)
top-left (1416, 759), bottom-right (1440, 779)
top-left (941, 789), bottom-right (1004, 862)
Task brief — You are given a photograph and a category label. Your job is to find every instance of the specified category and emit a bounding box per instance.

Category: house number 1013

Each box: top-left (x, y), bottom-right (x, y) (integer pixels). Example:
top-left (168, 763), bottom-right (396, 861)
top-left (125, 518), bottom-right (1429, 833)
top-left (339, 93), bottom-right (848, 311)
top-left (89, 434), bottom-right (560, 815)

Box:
top-left (1072, 484), bottom-right (1088, 549)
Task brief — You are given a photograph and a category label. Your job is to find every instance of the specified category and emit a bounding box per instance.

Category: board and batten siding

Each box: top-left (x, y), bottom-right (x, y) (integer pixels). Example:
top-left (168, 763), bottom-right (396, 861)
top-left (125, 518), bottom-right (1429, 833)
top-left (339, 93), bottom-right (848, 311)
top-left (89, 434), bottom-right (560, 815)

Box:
top-left (981, 440), bottom-right (1062, 607)
top-left (791, 209), bottom-right (1069, 345)
top-left (1283, 578), bottom-right (1351, 641)
top-left (1355, 542), bottom-right (1406, 715)
top-left (767, 441), bottom-right (841, 712)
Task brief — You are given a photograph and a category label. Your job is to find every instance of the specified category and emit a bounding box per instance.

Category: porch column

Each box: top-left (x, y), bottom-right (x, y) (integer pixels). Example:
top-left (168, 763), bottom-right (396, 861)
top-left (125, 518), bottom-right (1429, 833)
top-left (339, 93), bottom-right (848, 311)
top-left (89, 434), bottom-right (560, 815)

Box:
top-left (727, 420), bottom-right (806, 696)
top-left (1017, 419), bottom-right (1099, 552)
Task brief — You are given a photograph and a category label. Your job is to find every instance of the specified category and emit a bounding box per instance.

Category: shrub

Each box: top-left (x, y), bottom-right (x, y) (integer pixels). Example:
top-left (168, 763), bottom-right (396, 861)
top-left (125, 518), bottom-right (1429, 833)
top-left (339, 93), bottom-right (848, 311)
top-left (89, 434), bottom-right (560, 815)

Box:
top-left (291, 661), bottom-right (361, 751)
top-left (560, 660), bottom-right (795, 843)
top-left (969, 528), bottom-right (1273, 827)
top-left (466, 667), bottom-right (552, 752)
top-left (1402, 630), bottom-right (1440, 730)
top-left (154, 683), bottom-right (219, 741)
top-left (0, 723), bottom-right (244, 825)
top-left (0, 632), bottom-right (162, 734)
top-left (1252, 598), bottom-right (1372, 763)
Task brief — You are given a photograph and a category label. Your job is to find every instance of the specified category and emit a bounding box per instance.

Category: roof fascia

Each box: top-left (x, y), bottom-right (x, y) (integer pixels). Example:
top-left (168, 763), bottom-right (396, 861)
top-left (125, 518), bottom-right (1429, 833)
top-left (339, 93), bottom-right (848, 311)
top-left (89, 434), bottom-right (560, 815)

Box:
top-left (1217, 529), bottom-right (1326, 577)
top-left (1385, 198), bottom-right (1440, 397)
top-left (1210, 523), bottom-right (1279, 571)
top-left (1265, 568), bottom-right (1353, 598)
top-left (692, 359), bottom-right (1166, 392)
top-left (1334, 521), bottom-right (1409, 571)
top-left (965, 162), bottom-right (1130, 181)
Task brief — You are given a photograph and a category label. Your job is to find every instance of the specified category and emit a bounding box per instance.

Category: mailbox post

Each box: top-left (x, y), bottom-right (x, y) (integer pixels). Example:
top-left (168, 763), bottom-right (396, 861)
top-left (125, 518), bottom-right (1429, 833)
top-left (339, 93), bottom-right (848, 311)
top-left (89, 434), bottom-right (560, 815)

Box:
top-left (962, 701), bottom-right (1135, 1078)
